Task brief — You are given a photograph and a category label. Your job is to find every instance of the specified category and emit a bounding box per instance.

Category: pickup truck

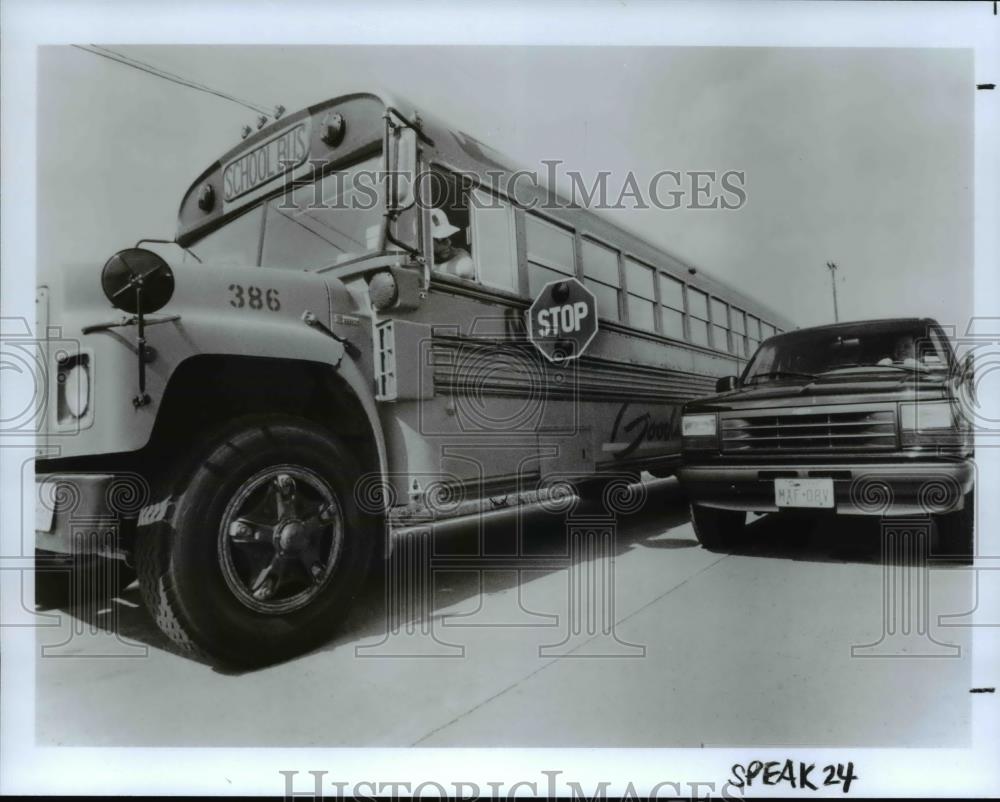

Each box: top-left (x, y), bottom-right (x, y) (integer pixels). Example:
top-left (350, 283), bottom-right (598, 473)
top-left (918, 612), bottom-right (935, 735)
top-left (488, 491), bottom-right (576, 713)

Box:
top-left (678, 318), bottom-right (974, 561)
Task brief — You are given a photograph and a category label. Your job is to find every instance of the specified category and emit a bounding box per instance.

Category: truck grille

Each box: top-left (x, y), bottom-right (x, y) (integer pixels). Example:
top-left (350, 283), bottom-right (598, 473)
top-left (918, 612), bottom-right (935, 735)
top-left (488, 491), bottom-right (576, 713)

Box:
top-left (721, 407), bottom-right (897, 453)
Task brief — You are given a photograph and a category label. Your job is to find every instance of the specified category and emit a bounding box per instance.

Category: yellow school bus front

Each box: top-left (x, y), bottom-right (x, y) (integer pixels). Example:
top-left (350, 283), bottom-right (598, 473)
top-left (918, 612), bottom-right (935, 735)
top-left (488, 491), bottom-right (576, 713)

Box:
top-left (34, 89), bottom-right (791, 666)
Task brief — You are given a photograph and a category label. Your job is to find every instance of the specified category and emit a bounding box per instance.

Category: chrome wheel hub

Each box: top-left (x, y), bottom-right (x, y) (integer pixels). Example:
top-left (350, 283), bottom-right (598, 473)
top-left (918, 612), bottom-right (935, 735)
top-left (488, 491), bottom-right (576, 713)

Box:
top-left (217, 466), bottom-right (344, 615)
top-left (276, 519), bottom-right (308, 553)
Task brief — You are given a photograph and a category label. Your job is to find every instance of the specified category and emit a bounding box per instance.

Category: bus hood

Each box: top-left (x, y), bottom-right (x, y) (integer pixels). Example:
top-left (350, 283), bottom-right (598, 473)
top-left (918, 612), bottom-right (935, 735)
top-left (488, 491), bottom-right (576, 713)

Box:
top-left (36, 258), bottom-right (371, 460)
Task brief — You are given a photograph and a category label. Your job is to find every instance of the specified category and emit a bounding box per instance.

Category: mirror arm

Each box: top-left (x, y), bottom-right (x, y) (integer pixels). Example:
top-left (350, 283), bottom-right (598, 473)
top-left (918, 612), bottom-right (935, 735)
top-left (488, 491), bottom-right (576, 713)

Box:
top-left (382, 211), bottom-right (420, 259)
top-left (134, 238), bottom-right (202, 264)
top-left (302, 310), bottom-right (361, 360)
top-left (132, 285), bottom-right (152, 408)
top-left (82, 314), bottom-right (180, 335)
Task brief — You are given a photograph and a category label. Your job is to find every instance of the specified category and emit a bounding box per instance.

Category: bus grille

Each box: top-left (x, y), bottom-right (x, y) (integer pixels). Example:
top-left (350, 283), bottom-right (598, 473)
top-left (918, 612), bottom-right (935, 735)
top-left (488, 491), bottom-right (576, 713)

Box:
top-left (720, 408), bottom-right (897, 453)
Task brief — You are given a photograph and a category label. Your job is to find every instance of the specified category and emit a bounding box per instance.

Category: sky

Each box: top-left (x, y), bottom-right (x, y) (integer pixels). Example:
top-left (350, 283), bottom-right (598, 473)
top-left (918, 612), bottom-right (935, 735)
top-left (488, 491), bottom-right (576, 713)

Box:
top-left (37, 45), bottom-right (974, 330)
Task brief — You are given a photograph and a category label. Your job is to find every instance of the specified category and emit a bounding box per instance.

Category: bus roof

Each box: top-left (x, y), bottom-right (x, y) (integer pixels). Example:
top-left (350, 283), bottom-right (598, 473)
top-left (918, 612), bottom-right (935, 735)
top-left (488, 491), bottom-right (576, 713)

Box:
top-left (177, 88), bottom-right (795, 332)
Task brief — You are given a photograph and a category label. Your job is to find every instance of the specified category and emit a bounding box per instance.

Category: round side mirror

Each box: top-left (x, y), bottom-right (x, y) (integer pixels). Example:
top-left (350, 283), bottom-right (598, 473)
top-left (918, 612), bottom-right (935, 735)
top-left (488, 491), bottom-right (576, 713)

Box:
top-left (101, 248), bottom-right (175, 314)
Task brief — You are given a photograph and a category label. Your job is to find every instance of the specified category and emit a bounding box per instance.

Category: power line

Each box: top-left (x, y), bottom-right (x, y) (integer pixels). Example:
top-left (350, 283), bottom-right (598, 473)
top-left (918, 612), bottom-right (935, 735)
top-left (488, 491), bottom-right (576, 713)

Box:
top-left (77, 44), bottom-right (274, 117)
top-left (72, 44), bottom-right (280, 119)
top-left (825, 261), bottom-right (840, 322)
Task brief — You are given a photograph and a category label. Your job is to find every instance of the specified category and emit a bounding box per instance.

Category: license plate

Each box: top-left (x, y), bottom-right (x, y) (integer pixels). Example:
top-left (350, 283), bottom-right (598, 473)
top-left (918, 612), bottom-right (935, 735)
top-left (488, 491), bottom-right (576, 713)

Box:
top-left (774, 478), bottom-right (834, 509)
top-left (35, 502), bottom-right (55, 533)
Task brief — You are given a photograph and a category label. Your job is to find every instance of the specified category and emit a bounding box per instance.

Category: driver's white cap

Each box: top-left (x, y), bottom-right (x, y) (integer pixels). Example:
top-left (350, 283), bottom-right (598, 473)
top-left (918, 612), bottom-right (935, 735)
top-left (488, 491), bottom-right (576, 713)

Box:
top-left (430, 208), bottom-right (460, 239)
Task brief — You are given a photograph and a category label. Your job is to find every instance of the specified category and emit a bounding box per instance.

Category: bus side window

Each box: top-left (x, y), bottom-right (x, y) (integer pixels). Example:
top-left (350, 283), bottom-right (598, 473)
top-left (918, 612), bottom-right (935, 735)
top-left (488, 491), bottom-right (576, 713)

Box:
top-left (731, 308), bottom-right (748, 357)
top-left (624, 257), bottom-right (656, 332)
top-left (710, 297), bottom-right (730, 353)
top-left (581, 238), bottom-right (621, 321)
top-left (748, 315), bottom-right (762, 352)
top-left (470, 189), bottom-right (517, 292)
top-left (427, 167), bottom-right (473, 276)
top-left (525, 214), bottom-right (575, 296)
top-left (688, 288), bottom-right (711, 347)
top-left (659, 273), bottom-right (685, 340)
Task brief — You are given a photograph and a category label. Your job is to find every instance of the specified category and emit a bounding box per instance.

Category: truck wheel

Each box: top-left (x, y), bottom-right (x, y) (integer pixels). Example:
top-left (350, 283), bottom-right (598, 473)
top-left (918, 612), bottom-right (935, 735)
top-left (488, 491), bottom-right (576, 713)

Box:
top-left (933, 490), bottom-right (974, 564)
top-left (136, 415), bottom-right (377, 667)
top-left (575, 474), bottom-right (639, 505)
top-left (35, 553), bottom-right (136, 610)
top-left (690, 504), bottom-right (746, 551)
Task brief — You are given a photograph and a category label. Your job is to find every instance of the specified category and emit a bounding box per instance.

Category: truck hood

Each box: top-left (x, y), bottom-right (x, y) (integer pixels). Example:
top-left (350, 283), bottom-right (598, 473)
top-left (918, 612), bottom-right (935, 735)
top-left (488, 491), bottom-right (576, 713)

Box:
top-left (686, 372), bottom-right (952, 413)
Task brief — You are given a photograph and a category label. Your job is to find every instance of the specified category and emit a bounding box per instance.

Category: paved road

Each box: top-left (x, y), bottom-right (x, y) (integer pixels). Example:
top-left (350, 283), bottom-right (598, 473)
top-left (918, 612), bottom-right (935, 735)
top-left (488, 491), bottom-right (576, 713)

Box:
top-left (35, 479), bottom-right (975, 747)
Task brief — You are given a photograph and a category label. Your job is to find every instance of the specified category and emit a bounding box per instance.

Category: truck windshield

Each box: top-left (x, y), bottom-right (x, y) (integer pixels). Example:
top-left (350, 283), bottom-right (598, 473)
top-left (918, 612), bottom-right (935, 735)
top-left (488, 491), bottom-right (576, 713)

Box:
top-left (743, 322), bottom-right (951, 385)
top-left (186, 155), bottom-right (384, 270)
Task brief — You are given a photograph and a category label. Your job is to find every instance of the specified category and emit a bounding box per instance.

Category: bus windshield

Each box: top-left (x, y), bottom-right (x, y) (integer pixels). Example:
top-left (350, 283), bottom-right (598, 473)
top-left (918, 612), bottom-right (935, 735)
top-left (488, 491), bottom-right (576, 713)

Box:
top-left (743, 321), bottom-right (952, 385)
top-left (186, 155), bottom-right (384, 270)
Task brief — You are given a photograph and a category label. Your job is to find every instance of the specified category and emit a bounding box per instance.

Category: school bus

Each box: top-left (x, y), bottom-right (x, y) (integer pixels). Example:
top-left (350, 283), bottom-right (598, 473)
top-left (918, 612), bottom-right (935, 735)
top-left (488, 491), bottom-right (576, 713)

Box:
top-left (35, 90), bottom-right (792, 664)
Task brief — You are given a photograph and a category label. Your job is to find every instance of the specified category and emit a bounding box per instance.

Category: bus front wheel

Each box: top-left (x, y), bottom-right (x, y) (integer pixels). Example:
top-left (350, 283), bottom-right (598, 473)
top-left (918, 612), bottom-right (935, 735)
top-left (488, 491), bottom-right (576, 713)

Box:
top-left (136, 415), bottom-right (376, 667)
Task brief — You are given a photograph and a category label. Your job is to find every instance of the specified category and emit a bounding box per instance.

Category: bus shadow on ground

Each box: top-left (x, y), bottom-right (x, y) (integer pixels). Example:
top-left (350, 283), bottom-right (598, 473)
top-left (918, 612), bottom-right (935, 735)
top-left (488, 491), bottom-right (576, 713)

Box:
top-left (35, 478), bottom-right (695, 670)
top-left (325, 478), bottom-right (694, 651)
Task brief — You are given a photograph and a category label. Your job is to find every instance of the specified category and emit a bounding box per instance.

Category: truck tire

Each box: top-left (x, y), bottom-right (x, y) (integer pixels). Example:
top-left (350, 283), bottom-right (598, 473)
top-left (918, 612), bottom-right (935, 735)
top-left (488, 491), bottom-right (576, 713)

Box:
top-left (35, 552), bottom-right (136, 610)
top-left (690, 504), bottom-right (746, 551)
top-left (933, 490), bottom-right (974, 564)
top-left (575, 474), bottom-right (640, 506)
top-left (136, 415), bottom-right (377, 667)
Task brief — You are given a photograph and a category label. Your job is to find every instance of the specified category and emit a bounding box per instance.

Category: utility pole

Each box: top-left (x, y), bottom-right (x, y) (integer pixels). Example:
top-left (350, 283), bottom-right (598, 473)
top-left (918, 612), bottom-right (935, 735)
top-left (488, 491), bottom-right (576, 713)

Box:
top-left (825, 261), bottom-right (840, 322)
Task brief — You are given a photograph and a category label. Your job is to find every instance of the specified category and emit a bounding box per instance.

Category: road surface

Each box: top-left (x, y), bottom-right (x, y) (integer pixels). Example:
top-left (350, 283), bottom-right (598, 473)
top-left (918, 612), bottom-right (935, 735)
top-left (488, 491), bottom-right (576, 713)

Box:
top-left (34, 479), bottom-right (975, 747)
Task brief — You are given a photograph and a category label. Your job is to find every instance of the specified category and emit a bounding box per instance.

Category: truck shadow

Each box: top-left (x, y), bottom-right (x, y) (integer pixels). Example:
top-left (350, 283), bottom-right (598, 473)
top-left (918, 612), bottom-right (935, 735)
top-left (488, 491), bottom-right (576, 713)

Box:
top-left (731, 512), bottom-right (957, 567)
top-left (36, 478), bottom-right (697, 670)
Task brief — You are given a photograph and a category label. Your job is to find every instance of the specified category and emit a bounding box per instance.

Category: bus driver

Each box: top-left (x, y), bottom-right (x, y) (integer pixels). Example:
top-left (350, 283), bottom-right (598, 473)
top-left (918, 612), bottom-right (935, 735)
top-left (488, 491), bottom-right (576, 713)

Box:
top-left (430, 207), bottom-right (474, 279)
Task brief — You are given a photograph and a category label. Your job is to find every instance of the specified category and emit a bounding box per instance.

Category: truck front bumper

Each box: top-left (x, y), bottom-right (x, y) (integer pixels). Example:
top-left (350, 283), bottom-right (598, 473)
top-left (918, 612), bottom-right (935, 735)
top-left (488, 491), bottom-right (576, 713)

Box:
top-left (35, 472), bottom-right (146, 556)
top-left (677, 459), bottom-right (974, 516)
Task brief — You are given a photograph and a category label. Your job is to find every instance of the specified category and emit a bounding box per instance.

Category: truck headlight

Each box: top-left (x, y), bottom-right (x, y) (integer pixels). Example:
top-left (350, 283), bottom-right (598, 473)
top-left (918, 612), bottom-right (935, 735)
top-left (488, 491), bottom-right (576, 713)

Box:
top-left (900, 401), bottom-right (953, 432)
top-left (682, 414), bottom-right (717, 438)
top-left (899, 400), bottom-right (959, 447)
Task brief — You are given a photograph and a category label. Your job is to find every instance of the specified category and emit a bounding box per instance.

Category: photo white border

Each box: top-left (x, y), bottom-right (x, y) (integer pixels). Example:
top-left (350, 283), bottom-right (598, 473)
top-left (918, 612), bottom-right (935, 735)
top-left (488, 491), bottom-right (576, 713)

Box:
top-left (2, 0), bottom-right (998, 796)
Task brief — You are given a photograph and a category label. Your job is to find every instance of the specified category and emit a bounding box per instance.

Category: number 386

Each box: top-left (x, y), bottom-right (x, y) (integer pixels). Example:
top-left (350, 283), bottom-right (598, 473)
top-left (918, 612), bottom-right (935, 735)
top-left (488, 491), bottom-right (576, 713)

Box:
top-left (228, 284), bottom-right (281, 311)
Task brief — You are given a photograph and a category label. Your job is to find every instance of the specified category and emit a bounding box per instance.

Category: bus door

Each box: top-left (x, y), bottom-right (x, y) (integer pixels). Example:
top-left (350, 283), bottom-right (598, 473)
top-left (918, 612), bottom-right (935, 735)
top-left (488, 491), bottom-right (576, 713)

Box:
top-left (386, 170), bottom-right (547, 497)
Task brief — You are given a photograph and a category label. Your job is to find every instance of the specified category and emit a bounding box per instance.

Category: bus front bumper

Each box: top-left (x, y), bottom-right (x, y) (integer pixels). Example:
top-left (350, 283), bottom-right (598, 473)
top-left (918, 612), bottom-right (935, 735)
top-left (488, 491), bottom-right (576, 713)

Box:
top-left (35, 473), bottom-right (145, 556)
top-left (677, 459), bottom-right (974, 516)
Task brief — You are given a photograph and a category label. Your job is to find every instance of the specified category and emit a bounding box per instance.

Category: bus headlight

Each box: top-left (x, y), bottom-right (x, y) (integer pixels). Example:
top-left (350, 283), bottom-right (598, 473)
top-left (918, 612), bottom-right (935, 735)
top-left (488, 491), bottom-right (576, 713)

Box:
top-left (58, 357), bottom-right (90, 420)
top-left (367, 266), bottom-right (423, 312)
top-left (682, 414), bottom-right (717, 438)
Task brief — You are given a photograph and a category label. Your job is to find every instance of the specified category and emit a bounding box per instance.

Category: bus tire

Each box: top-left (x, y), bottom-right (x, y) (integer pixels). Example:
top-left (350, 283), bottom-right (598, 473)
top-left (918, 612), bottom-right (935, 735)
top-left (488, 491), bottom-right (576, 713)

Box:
top-left (933, 490), bottom-right (974, 564)
top-left (136, 414), bottom-right (376, 667)
top-left (689, 504), bottom-right (746, 551)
